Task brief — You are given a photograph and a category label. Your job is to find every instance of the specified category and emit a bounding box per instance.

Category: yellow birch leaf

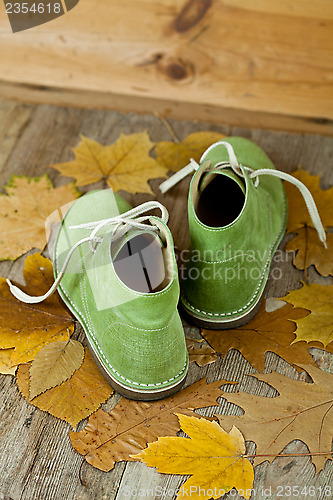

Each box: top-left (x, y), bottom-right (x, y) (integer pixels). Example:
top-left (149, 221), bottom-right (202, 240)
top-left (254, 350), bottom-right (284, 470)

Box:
top-left (0, 349), bottom-right (17, 375)
top-left (284, 169), bottom-right (333, 276)
top-left (156, 131), bottom-right (225, 172)
top-left (0, 175), bottom-right (79, 260)
top-left (133, 414), bottom-right (254, 500)
top-left (283, 283), bottom-right (333, 347)
top-left (29, 339), bottom-right (84, 399)
top-left (0, 253), bottom-right (74, 366)
top-left (219, 365), bottom-right (333, 471)
top-left (52, 133), bottom-right (167, 194)
top-left (17, 348), bottom-right (113, 428)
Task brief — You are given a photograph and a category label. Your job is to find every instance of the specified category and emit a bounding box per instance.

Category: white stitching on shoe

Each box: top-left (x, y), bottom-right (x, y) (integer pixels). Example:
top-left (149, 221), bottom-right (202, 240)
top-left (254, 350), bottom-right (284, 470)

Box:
top-left (182, 195), bottom-right (287, 318)
top-left (197, 253), bottom-right (262, 265)
top-left (55, 246), bottom-right (187, 389)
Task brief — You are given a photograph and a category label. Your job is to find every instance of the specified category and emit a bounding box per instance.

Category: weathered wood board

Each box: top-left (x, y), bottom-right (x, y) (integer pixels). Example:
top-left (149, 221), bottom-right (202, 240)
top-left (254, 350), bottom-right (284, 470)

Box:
top-left (0, 99), bottom-right (332, 499)
top-left (0, 1), bottom-right (333, 135)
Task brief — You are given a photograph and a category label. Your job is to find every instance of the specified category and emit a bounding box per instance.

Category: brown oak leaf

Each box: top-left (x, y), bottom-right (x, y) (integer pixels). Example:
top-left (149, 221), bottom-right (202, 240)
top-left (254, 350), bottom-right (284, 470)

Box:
top-left (70, 377), bottom-right (228, 471)
top-left (201, 300), bottom-right (324, 373)
top-left (218, 365), bottom-right (333, 471)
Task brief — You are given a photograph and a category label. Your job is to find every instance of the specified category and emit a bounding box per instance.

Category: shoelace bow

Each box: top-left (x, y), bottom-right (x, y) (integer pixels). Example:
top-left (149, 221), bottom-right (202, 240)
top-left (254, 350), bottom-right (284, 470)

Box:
top-left (7, 201), bottom-right (169, 304)
top-left (160, 140), bottom-right (327, 248)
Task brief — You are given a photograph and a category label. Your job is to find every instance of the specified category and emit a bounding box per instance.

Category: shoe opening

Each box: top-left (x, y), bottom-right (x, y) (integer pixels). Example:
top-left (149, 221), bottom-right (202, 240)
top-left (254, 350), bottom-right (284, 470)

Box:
top-left (111, 232), bottom-right (172, 293)
top-left (196, 173), bottom-right (245, 227)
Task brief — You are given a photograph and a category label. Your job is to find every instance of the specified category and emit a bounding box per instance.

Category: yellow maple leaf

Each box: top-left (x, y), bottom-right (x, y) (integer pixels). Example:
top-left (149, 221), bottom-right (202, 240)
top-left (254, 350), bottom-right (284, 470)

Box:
top-left (283, 283), bottom-right (333, 347)
top-left (0, 175), bottom-right (79, 261)
top-left (17, 348), bottom-right (113, 428)
top-left (0, 253), bottom-right (74, 366)
top-left (0, 348), bottom-right (17, 375)
top-left (155, 131), bottom-right (225, 172)
top-left (133, 413), bottom-right (254, 500)
top-left (52, 133), bottom-right (167, 194)
top-left (284, 169), bottom-right (333, 276)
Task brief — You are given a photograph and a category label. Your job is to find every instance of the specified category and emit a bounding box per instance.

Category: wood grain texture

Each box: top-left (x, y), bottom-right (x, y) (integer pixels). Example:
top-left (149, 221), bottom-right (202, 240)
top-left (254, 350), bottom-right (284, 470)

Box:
top-left (0, 100), bottom-right (332, 499)
top-left (0, 0), bottom-right (333, 135)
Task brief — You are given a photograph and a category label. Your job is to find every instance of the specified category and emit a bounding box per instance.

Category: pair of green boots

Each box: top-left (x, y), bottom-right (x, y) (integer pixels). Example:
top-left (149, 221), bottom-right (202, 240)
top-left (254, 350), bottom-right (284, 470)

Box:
top-left (8, 138), bottom-right (326, 400)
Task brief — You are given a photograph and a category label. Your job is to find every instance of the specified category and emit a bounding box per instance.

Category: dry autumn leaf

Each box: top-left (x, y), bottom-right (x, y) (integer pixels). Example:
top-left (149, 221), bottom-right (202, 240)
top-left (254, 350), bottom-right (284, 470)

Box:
top-left (0, 348), bottom-right (17, 375)
top-left (185, 336), bottom-right (218, 367)
top-left (29, 339), bottom-right (84, 399)
top-left (133, 414), bottom-right (254, 500)
top-left (155, 131), bottom-right (225, 172)
top-left (284, 169), bottom-right (333, 276)
top-left (70, 377), bottom-right (227, 471)
top-left (52, 133), bottom-right (167, 194)
top-left (286, 228), bottom-right (333, 277)
top-left (218, 364), bottom-right (333, 471)
top-left (17, 348), bottom-right (113, 428)
top-left (0, 253), bottom-right (73, 366)
top-left (283, 283), bottom-right (333, 347)
top-left (202, 300), bottom-right (323, 373)
top-left (0, 174), bottom-right (79, 260)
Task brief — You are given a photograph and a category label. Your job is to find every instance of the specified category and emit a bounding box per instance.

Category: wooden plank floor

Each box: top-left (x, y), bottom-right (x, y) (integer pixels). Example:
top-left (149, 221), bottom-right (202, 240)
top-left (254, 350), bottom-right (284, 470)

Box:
top-left (0, 99), bottom-right (332, 499)
top-left (0, 1), bottom-right (333, 136)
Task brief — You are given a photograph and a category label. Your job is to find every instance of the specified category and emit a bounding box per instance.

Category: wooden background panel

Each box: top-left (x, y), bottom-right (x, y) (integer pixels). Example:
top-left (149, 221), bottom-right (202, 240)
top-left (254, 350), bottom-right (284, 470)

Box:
top-left (0, 1), bottom-right (332, 135)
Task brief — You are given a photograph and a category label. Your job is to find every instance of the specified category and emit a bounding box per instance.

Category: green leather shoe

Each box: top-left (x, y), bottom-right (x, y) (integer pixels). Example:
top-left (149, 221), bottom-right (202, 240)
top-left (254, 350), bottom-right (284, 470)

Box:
top-left (161, 137), bottom-right (326, 329)
top-left (8, 190), bottom-right (188, 400)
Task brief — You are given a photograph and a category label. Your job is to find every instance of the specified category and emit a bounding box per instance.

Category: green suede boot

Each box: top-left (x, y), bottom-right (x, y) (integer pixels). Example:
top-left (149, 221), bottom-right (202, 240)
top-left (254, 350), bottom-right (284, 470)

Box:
top-left (160, 137), bottom-right (326, 329)
top-left (8, 190), bottom-right (188, 400)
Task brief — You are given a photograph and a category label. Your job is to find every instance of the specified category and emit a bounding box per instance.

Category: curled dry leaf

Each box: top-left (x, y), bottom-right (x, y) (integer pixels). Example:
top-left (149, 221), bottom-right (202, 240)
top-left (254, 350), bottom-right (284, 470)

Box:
top-left (0, 253), bottom-right (74, 366)
top-left (284, 169), bottom-right (333, 276)
top-left (29, 339), bottom-right (85, 400)
top-left (133, 414), bottom-right (254, 500)
top-left (70, 377), bottom-right (227, 471)
top-left (283, 283), bottom-right (333, 348)
top-left (52, 133), bottom-right (167, 194)
top-left (185, 336), bottom-right (218, 367)
top-left (202, 301), bottom-right (319, 373)
top-left (0, 174), bottom-right (79, 260)
top-left (17, 348), bottom-right (113, 428)
top-left (218, 364), bottom-right (333, 471)
top-left (155, 131), bottom-right (225, 173)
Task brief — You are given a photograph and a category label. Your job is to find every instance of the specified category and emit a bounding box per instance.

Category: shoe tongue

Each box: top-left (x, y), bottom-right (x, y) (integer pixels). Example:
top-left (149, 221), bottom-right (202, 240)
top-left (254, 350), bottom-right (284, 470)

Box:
top-left (201, 168), bottom-right (246, 194)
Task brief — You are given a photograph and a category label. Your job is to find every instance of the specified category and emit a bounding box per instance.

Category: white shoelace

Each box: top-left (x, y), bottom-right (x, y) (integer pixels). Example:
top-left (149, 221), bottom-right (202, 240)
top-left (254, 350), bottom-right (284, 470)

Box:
top-left (7, 201), bottom-right (169, 304)
top-left (159, 140), bottom-right (327, 248)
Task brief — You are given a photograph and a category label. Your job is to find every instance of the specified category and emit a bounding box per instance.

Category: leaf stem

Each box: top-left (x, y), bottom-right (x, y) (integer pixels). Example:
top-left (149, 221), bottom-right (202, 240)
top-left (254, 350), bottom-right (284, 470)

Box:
top-left (243, 451), bottom-right (331, 459)
top-left (154, 113), bottom-right (179, 143)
